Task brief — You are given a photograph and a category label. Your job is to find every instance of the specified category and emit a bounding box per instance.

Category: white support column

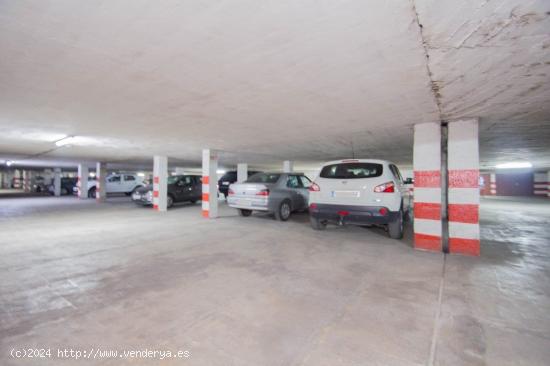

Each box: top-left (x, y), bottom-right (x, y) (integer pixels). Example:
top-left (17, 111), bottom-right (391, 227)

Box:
top-left (447, 118), bottom-right (480, 256)
top-left (202, 149), bottom-right (218, 218)
top-left (283, 160), bottom-right (294, 173)
top-left (77, 164), bottom-right (89, 199)
top-left (413, 122), bottom-right (442, 252)
top-left (53, 168), bottom-right (62, 197)
top-left (153, 156), bottom-right (168, 211)
top-left (237, 163), bottom-right (248, 183)
top-left (489, 173), bottom-right (497, 195)
top-left (95, 162), bottom-right (107, 202)
top-left (22, 170), bottom-right (31, 192)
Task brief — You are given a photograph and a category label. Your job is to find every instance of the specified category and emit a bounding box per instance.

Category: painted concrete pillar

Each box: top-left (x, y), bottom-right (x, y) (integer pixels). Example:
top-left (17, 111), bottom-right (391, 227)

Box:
top-left (77, 164), bottom-right (89, 199)
top-left (96, 162), bottom-right (107, 202)
top-left (237, 163), bottom-right (248, 183)
top-left (202, 149), bottom-right (218, 218)
top-left (448, 118), bottom-right (480, 256)
top-left (534, 172), bottom-right (548, 197)
top-left (53, 168), bottom-right (62, 197)
top-left (489, 173), bottom-right (496, 195)
top-left (153, 156), bottom-right (168, 211)
top-left (22, 170), bottom-right (31, 192)
top-left (283, 160), bottom-right (294, 173)
top-left (413, 122), bottom-right (442, 252)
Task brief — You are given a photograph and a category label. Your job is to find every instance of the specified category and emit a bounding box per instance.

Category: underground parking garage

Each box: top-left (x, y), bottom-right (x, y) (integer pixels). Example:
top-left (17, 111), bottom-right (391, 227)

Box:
top-left (1, 1), bottom-right (549, 365)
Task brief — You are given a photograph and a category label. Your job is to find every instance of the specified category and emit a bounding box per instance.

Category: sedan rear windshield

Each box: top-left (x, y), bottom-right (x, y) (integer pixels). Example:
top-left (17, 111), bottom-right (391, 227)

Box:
top-left (320, 163), bottom-right (383, 179)
top-left (247, 173), bottom-right (281, 183)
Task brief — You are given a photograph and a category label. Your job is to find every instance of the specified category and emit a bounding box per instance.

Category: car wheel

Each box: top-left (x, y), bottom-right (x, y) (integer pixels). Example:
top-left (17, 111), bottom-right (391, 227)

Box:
top-left (388, 209), bottom-right (404, 239)
top-left (275, 200), bottom-right (291, 221)
top-left (310, 216), bottom-right (327, 230)
top-left (167, 195), bottom-right (174, 208)
top-left (88, 188), bottom-right (96, 198)
top-left (190, 200), bottom-right (197, 204)
top-left (239, 209), bottom-right (252, 217)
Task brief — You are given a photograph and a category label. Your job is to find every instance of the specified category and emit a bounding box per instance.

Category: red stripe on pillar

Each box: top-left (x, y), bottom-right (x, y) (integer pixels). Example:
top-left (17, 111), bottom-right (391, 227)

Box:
top-left (153, 191), bottom-right (159, 197)
top-left (202, 210), bottom-right (209, 218)
top-left (448, 204), bottom-right (479, 224)
top-left (414, 233), bottom-right (441, 251)
top-left (153, 204), bottom-right (158, 210)
top-left (202, 193), bottom-right (209, 201)
top-left (202, 176), bottom-right (209, 184)
top-left (449, 238), bottom-right (480, 256)
top-left (154, 177), bottom-right (159, 184)
top-left (414, 171), bottom-right (441, 188)
top-left (414, 203), bottom-right (441, 220)
top-left (448, 169), bottom-right (479, 188)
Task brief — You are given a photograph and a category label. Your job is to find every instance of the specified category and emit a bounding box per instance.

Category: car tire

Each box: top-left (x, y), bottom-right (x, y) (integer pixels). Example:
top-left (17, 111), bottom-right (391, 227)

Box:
top-left (388, 209), bottom-right (404, 239)
top-left (274, 200), bottom-right (292, 221)
top-left (310, 216), bottom-right (327, 230)
top-left (167, 195), bottom-right (174, 208)
top-left (190, 200), bottom-right (197, 204)
top-left (88, 187), bottom-right (96, 198)
top-left (239, 209), bottom-right (252, 217)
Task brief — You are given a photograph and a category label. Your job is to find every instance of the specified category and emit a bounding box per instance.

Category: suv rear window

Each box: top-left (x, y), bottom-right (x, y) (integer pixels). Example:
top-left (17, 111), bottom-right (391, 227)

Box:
top-left (247, 173), bottom-right (281, 183)
top-left (320, 163), bottom-right (383, 179)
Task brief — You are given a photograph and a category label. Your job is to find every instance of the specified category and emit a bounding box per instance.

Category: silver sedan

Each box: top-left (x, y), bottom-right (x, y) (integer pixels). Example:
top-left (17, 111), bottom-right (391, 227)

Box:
top-left (227, 172), bottom-right (312, 221)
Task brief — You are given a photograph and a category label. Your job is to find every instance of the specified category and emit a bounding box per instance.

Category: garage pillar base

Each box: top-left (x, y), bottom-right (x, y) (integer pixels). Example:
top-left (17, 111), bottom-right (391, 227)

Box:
top-left (202, 149), bottom-right (218, 218)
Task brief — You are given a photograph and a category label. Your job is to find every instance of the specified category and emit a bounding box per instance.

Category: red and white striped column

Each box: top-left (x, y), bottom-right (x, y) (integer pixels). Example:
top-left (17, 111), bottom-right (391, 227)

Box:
top-left (202, 149), bottom-right (218, 218)
top-left (489, 173), bottom-right (496, 195)
top-left (77, 164), bottom-right (89, 199)
top-left (153, 156), bottom-right (168, 211)
top-left (448, 118), bottom-right (480, 256)
top-left (95, 162), bottom-right (107, 202)
top-left (413, 122), bottom-right (442, 252)
top-left (534, 172), bottom-right (549, 197)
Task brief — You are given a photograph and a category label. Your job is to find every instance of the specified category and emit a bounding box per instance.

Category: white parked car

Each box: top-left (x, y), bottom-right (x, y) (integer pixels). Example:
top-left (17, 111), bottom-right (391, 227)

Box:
top-left (308, 159), bottom-right (411, 239)
top-left (74, 173), bottom-right (146, 198)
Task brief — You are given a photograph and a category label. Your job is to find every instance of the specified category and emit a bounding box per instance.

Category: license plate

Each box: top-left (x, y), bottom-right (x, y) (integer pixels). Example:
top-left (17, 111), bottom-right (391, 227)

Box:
top-left (222, 182), bottom-right (230, 185)
top-left (332, 191), bottom-right (360, 198)
top-left (132, 193), bottom-right (141, 200)
top-left (237, 199), bottom-right (252, 206)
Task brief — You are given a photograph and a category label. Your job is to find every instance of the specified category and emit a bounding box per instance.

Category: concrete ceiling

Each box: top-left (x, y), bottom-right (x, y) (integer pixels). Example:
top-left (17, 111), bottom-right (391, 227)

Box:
top-left (0, 0), bottom-right (549, 170)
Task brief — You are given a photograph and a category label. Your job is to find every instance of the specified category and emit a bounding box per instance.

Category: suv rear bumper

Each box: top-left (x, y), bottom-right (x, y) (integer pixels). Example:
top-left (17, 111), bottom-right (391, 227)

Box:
top-left (309, 203), bottom-right (399, 225)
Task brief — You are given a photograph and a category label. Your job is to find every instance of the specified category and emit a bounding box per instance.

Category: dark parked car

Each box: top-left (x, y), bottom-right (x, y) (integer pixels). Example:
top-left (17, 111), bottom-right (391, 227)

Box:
top-left (48, 177), bottom-right (78, 195)
top-left (32, 176), bottom-right (47, 193)
top-left (218, 170), bottom-right (261, 198)
top-left (132, 174), bottom-right (202, 208)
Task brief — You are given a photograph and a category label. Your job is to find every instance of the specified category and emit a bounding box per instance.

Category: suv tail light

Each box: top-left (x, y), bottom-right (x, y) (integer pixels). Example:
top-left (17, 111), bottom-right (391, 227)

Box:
top-left (374, 181), bottom-right (395, 193)
top-left (256, 189), bottom-right (270, 196)
top-left (308, 182), bottom-right (321, 192)
top-left (228, 189), bottom-right (235, 196)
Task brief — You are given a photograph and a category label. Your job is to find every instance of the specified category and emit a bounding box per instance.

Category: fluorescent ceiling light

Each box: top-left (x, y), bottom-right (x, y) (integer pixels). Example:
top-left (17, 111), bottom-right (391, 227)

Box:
top-left (495, 162), bottom-right (532, 169)
top-left (216, 169), bottom-right (226, 174)
top-left (137, 172), bottom-right (145, 177)
top-left (55, 136), bottom-right (76, 147)
top-left (5, 160), bottom-right (14, 166)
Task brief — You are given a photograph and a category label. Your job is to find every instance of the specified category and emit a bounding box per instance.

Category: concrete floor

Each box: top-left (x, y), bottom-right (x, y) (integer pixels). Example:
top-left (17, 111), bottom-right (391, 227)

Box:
top-left (0, 196), bottom-right (549, 365)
